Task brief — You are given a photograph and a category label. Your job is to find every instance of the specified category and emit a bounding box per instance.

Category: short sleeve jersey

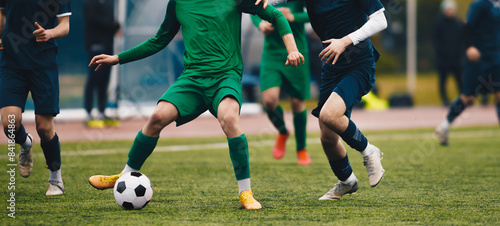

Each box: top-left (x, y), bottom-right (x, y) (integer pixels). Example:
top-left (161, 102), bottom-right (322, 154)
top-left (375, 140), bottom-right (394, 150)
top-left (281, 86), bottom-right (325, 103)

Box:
top-left (466, 0), bottom-right (500, 62)
top-left (0, 0), bottom-right (71, 70)
top-left (305, 0), bottom-right (384, 70)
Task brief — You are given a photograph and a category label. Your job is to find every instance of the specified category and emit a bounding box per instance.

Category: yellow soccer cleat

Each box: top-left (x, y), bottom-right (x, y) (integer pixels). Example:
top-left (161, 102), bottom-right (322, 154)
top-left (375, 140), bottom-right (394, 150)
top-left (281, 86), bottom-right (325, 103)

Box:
top-left (85, 119), bottom-right (105, 128)
top-left (239, 190), bottom-right (262, 210)
top-left (89, 173), bottom-right (123, 190)
top-left (104, 118), bottom-right (120, 127)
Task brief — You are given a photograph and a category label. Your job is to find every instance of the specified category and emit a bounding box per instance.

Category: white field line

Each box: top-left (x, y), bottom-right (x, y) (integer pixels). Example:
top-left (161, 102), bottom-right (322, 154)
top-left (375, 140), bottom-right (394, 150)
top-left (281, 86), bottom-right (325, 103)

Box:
top-left (1, 129), bottom-right (498, 159)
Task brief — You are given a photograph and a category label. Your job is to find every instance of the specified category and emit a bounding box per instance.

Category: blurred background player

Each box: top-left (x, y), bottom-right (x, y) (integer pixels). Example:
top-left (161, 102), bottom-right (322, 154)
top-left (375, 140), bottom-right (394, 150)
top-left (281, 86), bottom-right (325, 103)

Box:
top-left (436, 0), bottom-right (500, 146)
top-left (270, 0), bottom-right (387, 200)
top-left (431, 0), bottom-right (464, 106)
top-left (251, 1), bottom-right (312, 165)
top-left (87, 0), bottom-right (304, 210)
top-left (83, 0), bottom-right (121, 128)
top-left (0, 0), bottom-right (71, 196)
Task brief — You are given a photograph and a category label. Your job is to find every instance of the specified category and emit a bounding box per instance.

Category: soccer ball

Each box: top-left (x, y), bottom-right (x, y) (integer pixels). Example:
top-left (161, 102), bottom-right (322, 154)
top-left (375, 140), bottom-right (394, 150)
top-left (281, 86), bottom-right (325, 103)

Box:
top-left (113, 172), bottom-right (153, 210)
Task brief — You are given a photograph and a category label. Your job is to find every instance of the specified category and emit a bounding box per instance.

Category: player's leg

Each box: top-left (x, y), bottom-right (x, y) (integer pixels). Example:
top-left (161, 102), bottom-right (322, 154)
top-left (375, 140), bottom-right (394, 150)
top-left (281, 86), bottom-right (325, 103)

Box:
top-left (1, 107), bottom-right (34, 178)
top-left (83, 55), bottom-right (104, 128)
top-left (262, 87), bottom-right (289, 159)
top-left (290, 97), bottom-right (310, 165)
top-left (438, 66), bottom-right (450, 106)
top-left (495, 91), bottom-right (500, 123)
top-left (35, 114), bottom-right (64, 196)
top-left (318, 120), bottom-right (358, 200)
top-left (217, 96), bottom-right (261, 209)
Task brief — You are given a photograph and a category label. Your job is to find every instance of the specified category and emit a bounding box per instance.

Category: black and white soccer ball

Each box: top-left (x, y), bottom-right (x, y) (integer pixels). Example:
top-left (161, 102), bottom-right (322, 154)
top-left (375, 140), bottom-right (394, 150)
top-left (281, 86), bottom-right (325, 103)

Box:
top-left (113, 172), bottom-right (153, 210)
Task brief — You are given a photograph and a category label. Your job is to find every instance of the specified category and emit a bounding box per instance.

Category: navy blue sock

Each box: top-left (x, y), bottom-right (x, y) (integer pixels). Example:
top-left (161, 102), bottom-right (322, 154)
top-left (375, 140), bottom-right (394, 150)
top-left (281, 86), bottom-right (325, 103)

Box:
top-left (339, 120), bottom-right (368, 152)
top-left (328, 155), bottom-right (353, 181)
top-left (447, 98), bottom-right (467, 123)
top-left (496, 102), bottom-right (500, 123)
top-left (4, 124), bottom-right (28, 144)
top-left (41, 133), bottom-right (61, 171)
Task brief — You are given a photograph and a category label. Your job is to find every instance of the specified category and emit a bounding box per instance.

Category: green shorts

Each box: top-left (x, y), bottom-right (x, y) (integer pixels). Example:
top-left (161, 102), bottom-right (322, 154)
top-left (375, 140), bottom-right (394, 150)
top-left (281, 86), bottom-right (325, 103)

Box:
top-left (160, 72), bottom-right (243, 126)
top-left (259, 57), bottom-right (311, 100)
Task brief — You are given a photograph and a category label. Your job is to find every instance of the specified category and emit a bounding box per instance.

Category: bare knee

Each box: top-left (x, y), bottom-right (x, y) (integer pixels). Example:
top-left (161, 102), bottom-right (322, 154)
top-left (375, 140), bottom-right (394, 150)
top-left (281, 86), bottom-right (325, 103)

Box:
top-left (262, 95), bottom-right (279, 110)
top-left (318, 109), bottom-right (344, 132)
top-left (460, 95), bottom-right (476, 105)
top-left (290, 98), bottom-right (305, 113)
top-left (219, 111), bottom-right (239, 132)
top-left (36, 123), bottom-right (53, 141)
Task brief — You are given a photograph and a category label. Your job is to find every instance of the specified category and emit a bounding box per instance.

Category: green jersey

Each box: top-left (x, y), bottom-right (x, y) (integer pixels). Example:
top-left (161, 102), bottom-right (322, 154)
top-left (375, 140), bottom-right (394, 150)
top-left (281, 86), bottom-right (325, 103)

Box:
top-left (118, 0), bottom-right (292, 77)
top-left (251, 1), bottom-right (309, 59)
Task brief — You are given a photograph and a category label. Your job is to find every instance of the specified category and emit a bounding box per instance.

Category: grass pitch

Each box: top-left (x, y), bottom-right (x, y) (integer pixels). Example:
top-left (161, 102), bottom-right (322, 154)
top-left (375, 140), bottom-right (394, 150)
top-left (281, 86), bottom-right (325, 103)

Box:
top-left (1, 126), bottom-right (499, 225)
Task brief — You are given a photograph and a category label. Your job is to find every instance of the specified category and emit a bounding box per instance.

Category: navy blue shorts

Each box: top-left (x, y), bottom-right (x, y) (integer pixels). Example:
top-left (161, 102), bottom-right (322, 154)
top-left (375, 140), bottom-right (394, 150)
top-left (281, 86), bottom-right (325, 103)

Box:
top-left (312, 63), bottom-right (375, 118)
top-left (0, 67), bottom-right (60, 115)
top-left (462, 60), bottom-right (500, 96)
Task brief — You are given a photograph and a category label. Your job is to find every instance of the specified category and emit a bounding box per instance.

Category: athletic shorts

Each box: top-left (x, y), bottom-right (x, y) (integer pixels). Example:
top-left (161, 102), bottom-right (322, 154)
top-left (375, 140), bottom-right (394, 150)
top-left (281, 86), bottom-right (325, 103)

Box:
top-left (260, 57), bottom-right (311, 100)
top-left (462, 60), bottom-right (500, 96)
top-left (0, 67), bottom-right (60, 115)
top-left (312, 63), bottom-right (375, 118)
top-left (160, 71), bottom-right (243, 126)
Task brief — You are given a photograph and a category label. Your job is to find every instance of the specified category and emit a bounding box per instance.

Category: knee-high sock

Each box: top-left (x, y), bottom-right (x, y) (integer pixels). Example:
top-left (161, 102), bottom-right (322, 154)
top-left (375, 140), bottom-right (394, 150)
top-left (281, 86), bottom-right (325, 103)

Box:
top-left (293, 110), bottom-right (307, 151)
top-left (4, 124), bottom-right (28, 145)
top-left (127, 130), bottom-right (158, 170)
top-left (265, 105), bottom-right (288, 135)
top-left (41, 133), bottom-right (61, 171)
top-left (339, 120), bottom-right (368, 152)
top-left (329, 155), bottom-right (353, 181)
top-left (447, 98), bottom-right (467, 123)
top-left (228, 134), bottom-right (250, 180)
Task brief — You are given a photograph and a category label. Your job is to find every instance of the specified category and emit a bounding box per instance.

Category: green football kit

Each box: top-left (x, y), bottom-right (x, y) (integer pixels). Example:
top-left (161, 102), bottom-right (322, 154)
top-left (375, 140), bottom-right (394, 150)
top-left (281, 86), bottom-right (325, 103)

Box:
top-left (117, 0), bottom-right (293, 182)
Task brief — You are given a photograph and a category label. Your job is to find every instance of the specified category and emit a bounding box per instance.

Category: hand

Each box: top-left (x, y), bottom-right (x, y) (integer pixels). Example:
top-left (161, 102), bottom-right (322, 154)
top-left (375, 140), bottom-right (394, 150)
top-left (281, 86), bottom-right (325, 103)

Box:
top-left (319, 36), bottom-right (353, 65)
top-left (89, 54), bottom-right (119, 71)
top-left (279, 7), bottom-right (294, 22)
top-left (33, 22), bottom-right (53, 42)
top-left (259, 21), bottom-right (275, 35)
top-left (0, 39), bottom-right (3, 51)
top-left (255, 0), bottom-right (268, 9)
top-left (466, 46), bottom-right (481, 62)
top-left (285, 50), bottom-right (305, 68)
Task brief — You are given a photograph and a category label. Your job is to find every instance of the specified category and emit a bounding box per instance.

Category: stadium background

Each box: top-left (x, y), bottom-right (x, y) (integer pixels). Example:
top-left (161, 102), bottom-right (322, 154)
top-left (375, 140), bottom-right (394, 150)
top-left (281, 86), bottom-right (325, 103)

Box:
top-left (29, 0), bottom-right (474, 113)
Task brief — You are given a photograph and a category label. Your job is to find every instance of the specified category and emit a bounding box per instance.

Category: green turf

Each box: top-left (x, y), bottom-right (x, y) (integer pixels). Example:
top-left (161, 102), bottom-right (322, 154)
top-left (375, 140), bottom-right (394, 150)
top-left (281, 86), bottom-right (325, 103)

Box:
top-left (1, 126), bottom-right (499, 225)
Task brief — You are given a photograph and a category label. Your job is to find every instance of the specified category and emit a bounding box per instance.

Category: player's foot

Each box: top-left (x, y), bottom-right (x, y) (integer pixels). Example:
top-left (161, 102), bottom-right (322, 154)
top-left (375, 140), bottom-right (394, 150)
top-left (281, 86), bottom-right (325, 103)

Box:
top-left (363, 145), bottom-right (384, 187)
top-left (46, 180), bottom-right (65, 196)
top-left (88, 173), bottom-right (123, 190)
top-left (273, 133), bottom-right (289, 159)
top-left (318, 179), bottom-right (358, 201)
top-left (85, 119), bottom-right (105, 128)
top-left (435, 123), bottom-right (449, 146)
top-left (18, 134), bottom-right (34, 178)
top-left (296, 149), bottom-right (311, 165)
top-left (239, 190), bottom-right (262, 210)
top-left (104, 118), bottom-right (120, 127)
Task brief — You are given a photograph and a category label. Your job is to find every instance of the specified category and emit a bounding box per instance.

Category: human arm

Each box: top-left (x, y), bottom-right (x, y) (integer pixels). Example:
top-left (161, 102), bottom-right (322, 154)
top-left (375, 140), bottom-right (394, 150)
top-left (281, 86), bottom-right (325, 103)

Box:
top-left (278, 7), bottom-right (308, 23)
top-left (33, 16), bottom-right (70, 42)
top-left (89, 0), bottom-right (180, 71)
top-left (319, 8), bottom-right (387, 65)
top-left (241, 1), bottom-right (304, 67)
top-left (251, 14), bottom-right (275, 35)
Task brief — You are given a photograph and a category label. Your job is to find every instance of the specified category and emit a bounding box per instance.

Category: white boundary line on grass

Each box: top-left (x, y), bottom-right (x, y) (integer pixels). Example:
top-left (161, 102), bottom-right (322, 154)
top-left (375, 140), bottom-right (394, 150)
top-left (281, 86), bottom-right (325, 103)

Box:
top-left (1, 129), bottom-right (499, 159)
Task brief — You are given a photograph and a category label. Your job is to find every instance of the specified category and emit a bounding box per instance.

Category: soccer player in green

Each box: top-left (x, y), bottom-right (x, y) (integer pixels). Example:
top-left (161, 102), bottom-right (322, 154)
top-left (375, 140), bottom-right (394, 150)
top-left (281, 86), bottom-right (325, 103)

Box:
top-left (88, 0), bottom-right (304, 210)
top-left (251, 1), bottom-right (311, 165)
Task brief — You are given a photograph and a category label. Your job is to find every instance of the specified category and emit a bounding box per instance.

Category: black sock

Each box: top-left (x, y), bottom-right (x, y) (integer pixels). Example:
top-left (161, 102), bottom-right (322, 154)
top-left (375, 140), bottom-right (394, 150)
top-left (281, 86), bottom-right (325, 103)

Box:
top-left (4, 124), bottom-right (28, 144)
top-left (447, 98), bottom-right (467, 123)
top-left (41, 133), bottom-right (61, 171)
top-left (328, 155), bottom-right (353, 181)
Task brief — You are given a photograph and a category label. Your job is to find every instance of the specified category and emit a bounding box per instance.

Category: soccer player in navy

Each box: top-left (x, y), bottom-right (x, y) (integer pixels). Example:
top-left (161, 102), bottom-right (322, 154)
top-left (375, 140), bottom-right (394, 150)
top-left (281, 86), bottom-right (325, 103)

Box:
top-left (0, 0), bottom-right (71, 196)
top-left (271, 0), bottom-right (387, 200)
top-left (436, 0), bottom-right (500, 146)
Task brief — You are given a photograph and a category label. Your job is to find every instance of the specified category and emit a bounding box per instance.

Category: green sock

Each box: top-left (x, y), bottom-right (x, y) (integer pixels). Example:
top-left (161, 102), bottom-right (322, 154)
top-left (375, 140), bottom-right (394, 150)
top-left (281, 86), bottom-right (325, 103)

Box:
top-left (265, 105), bottom-right (288, 135)
top-left (126, 130), bottom-right (159, 170)
top-left (293, 110), bottom-right (307, 151)
top-left (227, 134), bottom-right (250, 180)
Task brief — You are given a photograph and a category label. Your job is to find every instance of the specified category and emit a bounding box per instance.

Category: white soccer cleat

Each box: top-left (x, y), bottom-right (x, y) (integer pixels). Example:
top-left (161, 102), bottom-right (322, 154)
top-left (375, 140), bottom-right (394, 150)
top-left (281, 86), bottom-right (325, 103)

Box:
top-left (363, 145), bottom-right (384, 187)
top-left (46, 180), bottom-right (65, 196)
top-left (18, 134), bottom-right (34, 178)
top-left (435, 123), bottom-right (449, 146)
top-left (319, 179), bottom-right (358, 201)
